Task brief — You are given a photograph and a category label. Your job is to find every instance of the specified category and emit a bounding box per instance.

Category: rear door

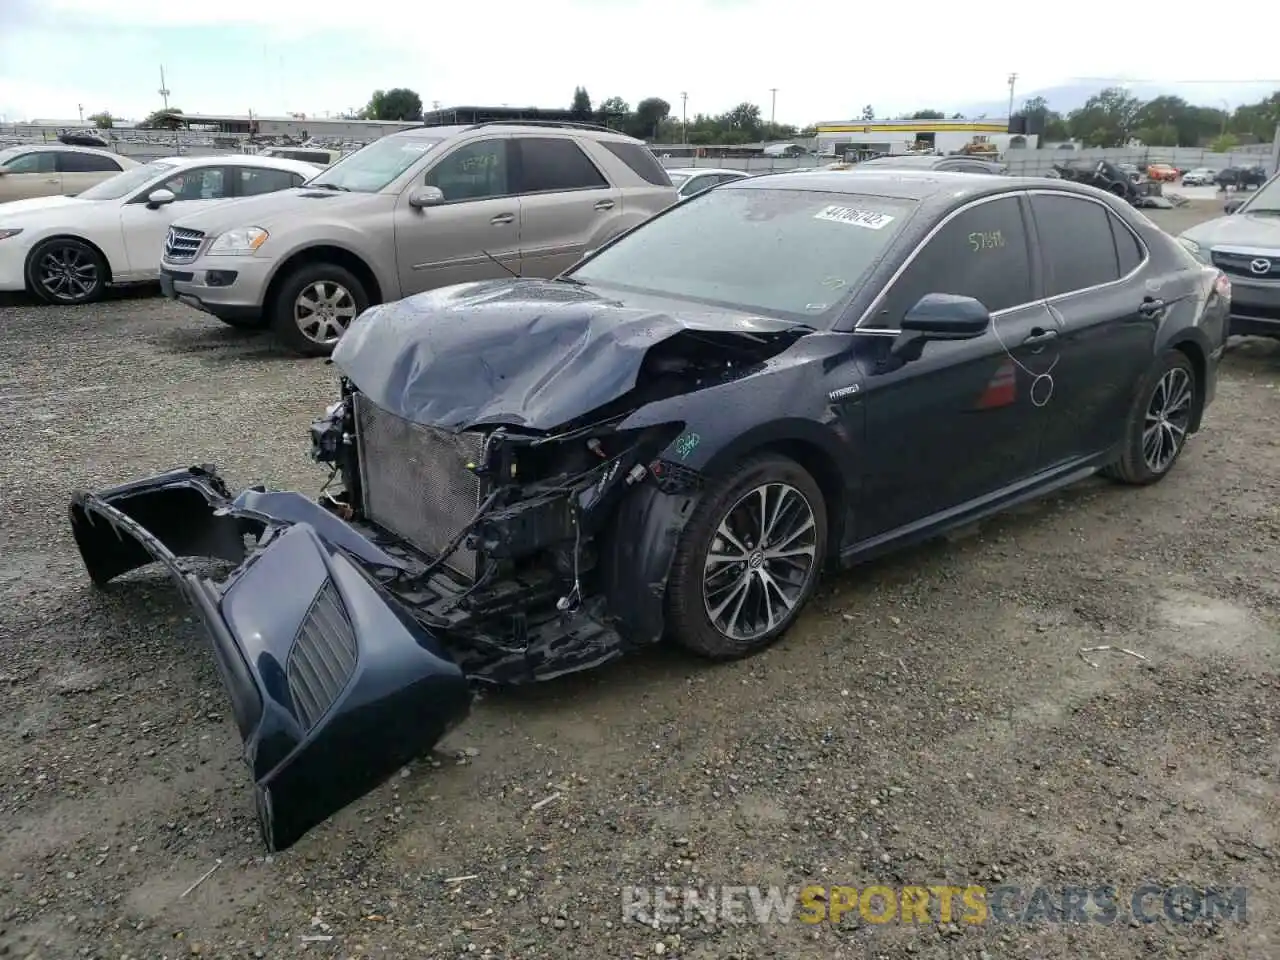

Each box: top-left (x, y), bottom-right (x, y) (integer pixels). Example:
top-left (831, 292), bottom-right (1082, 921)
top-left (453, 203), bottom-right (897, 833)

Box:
top-left (394, 135), bottom-right (521, 293)
top-left (119, 164), bottom-right (234, 275)
top-left (1025, 190), bottom-right (1156, 466)
top-left (58, 150), bottom-right (125, 195)
top-left (0, 150), bottom-right (60, 201)
top-left (513, 136), bottom-right (621, 278)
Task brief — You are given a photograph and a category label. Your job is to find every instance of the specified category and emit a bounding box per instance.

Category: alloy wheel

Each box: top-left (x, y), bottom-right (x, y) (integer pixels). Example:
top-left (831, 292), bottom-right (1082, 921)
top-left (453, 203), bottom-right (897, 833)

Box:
top-left (37, 244), bottom-right (98, 302)
top-left (294, 280), bottom-right (357, 345)
top-left (702, 482), bottom-right (819, 642)
top-left (1143, 366), bottom-right (1193, 474)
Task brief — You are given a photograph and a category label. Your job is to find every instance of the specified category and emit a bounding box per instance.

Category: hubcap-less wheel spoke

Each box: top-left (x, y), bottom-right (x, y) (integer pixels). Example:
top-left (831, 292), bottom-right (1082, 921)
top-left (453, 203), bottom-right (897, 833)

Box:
top-left (38, 247), bottom-right (97, 301)
top-left (702, 482), bottom-right (818, 642)
top-left (1141, 367), bottom-right (1192, 474)
top-left (295, 280), bottom-right (356, 345)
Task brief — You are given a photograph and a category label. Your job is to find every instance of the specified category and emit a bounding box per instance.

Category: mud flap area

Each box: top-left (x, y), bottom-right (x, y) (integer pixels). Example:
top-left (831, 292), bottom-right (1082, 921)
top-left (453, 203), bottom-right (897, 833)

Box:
top-left (69, 466), bottom-right (473, 852)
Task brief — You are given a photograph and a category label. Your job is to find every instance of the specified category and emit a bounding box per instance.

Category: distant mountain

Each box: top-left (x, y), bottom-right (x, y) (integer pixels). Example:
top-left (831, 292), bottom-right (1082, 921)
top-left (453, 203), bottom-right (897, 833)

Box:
top-left (952, 81), bottom-right (1277, 118)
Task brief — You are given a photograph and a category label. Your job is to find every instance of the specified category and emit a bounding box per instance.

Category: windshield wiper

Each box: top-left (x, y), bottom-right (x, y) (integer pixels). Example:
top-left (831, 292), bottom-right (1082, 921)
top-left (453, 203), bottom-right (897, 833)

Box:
top-left (1242, 207), bottom-right (1280, 215)
top-left (555, 275), bottom-right (586, 286)
top-left (308, 182), bottom-right (350, 192)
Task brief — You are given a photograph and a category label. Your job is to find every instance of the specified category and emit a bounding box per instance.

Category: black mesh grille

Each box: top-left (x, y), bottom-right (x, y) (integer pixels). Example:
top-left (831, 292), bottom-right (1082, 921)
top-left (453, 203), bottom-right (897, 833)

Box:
top-left (286, 579), bottom-right (358, 730)
top-left (353, 393), bottom-right (486, 579)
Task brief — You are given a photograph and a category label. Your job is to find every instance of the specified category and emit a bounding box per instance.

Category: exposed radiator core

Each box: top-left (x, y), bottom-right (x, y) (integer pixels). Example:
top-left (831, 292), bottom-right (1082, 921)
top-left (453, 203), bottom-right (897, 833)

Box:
top-left (353, 393), bottom-right (487, 579)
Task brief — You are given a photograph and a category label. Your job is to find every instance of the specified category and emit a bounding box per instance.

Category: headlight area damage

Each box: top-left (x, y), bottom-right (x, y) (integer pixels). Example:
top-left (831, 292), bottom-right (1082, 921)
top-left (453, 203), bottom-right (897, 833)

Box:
top-left (68, 279), bottom-right (812, 852)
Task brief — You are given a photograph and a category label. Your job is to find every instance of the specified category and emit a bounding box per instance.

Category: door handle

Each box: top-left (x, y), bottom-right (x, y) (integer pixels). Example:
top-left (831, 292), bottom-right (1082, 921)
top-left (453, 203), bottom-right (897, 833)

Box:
top-left (593, 199), bottom-right (615, 210)
top-left (46, 178), bottom-right (60, 184)
top-left (1138, 298), bottom-right (1166, 316)
top-left (490, 212), bottom-right (514, 225)
top-left (1020, 327), bottom-right (1059, 346)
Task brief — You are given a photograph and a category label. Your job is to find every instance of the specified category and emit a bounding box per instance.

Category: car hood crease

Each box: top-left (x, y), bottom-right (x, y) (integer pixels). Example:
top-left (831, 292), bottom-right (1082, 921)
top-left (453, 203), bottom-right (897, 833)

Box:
top-left (332, 279), bottom-right (807, 432)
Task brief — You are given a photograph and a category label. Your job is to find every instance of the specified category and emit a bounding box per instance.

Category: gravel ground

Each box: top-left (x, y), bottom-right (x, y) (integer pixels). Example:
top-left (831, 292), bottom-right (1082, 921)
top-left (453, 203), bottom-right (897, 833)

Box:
top-left (1, 202), bottom-right (1277, 959)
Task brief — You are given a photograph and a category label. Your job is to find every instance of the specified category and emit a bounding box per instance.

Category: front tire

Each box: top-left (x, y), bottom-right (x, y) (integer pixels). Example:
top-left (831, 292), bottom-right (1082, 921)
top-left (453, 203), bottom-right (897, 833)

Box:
top-left (26, 238), bottom-right (107, 305)
top-left (270, 262), bottom-right (368, 357)
top-left (666, 454), bottom-right (827, 659)
top-left (1104, 349), bottom-right (1197, 485)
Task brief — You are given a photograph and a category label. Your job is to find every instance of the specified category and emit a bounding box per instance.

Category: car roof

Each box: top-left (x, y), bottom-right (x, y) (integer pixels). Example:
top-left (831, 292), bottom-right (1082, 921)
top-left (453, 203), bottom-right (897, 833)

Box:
top-left (732, 168), bottom-right (1112, 204)
top-left (668, 167), bottom-right (747, 176)
top-left (147, 154), bottom-right (322, 174)
top-left (383, 122), bottom-right (651, 145)
top-left (5, 143), bottom-right (122, 156)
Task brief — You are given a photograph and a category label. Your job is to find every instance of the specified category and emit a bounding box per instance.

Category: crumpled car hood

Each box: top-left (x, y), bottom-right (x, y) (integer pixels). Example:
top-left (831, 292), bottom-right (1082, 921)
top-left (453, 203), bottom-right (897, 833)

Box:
top-left (1182, 211), bottom-right (1280, 248)
top-left (332, 278), bottom-right (808, 432)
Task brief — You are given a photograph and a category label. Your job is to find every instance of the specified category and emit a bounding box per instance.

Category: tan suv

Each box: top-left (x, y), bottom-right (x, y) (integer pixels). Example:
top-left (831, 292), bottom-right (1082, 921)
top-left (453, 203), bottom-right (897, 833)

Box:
top-left (0, 145), bottom-right (140, 203)
top-left (159, 121), bottom-right (677, 354)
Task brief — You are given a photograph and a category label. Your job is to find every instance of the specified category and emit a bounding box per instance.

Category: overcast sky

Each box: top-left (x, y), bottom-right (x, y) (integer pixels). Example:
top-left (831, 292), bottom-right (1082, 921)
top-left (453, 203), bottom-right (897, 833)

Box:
top-left (1, 0), bottom-right (1275, 124)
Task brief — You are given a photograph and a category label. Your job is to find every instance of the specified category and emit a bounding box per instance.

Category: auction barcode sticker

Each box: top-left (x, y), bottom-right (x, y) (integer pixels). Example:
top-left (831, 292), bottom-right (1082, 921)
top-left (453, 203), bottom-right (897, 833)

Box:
top-left (814, 205), bottom-right (895, 229)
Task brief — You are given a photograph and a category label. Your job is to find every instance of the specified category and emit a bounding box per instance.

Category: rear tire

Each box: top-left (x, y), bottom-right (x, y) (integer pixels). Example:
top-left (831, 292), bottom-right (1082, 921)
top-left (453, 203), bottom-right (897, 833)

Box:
top-left (666, 454), bottom-right (827, 660)
top-left (1103, 349), bottom-right (1197, 485)
top-left (270, 262), bottom-right (368, 357)
top-left (26, 237), bottom-right (107, 305)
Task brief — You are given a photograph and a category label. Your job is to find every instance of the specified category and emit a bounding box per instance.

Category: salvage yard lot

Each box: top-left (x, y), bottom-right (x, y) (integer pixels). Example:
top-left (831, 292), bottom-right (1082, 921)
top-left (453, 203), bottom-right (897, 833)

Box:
top-left (1, 203), bottom-right (1278, 959)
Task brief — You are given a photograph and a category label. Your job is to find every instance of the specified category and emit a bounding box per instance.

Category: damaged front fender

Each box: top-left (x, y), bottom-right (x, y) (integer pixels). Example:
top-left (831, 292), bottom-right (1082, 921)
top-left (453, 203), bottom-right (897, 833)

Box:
top-left (69, 467), bottom-right (471, 852)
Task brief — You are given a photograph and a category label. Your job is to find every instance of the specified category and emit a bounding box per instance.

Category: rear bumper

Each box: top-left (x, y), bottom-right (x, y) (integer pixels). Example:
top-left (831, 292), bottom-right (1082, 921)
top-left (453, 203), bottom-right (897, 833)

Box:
top-left (69, 467), bottom-right (471, 851)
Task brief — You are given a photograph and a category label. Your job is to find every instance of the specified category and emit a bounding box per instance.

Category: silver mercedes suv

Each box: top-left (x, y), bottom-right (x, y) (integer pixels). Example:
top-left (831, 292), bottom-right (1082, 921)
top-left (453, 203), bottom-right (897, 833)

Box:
top-left (158, 121), bottom-right (677, 355)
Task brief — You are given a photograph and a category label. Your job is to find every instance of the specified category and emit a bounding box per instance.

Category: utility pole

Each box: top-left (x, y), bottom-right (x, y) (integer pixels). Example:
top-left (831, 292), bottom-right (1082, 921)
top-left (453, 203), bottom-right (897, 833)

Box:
top-left (158, 66), bottom-right (171, 110)
top-left (1006, 72), bottom-right (1017, 121)
top-left (681, 91), bottom-right (688, 144)
top-left (77, 104), bottom-right (84, 124)
top-left (769, 88), bottom-right (778, 127)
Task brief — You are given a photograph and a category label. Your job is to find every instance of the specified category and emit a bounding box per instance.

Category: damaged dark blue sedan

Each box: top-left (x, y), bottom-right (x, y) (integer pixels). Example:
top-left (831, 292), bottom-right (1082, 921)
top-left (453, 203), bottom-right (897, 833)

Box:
top-left (69, 170), bottom-right (1231, 851)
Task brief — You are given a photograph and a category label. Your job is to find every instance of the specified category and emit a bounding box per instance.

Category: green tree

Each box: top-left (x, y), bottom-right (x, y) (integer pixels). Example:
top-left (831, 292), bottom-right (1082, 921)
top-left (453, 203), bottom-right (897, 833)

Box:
top-left (630, 97), bottom-right (671, 139)
top-left (1019, 96), bottom-right (1069, 141)
top-left (724, 102), bottom-right (762, 138)
top-left (861, 104), bottom-right (875, 120)
top-left (1230, 91), bottom-right (1280, 141)
top-left (140, 107), bottom-right (182, 129)
top-left (571, 86), bottom-right (593, 120)
top-left (365, 88), bottom-right (423, 122)
top-left (88, 111), bottom-right (114, 129)
top-left (599, 96), bottom-right (629, 116)
top-left (909, 109), bottom-right (945, 120)
top-left (1066, 87), bottom-right (1142, 147)
top-left (1210, 132), bottom-right (1239, 152)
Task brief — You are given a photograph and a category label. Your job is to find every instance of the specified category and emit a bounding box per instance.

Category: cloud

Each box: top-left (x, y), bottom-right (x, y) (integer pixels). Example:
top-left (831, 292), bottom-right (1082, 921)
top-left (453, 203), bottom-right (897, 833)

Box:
top-left (1, 0), bottom-right (1274, 124)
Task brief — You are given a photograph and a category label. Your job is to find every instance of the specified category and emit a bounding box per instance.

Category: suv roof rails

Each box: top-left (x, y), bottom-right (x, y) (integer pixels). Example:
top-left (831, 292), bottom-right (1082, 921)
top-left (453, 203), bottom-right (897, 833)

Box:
top-left (461, 119), bottom-right (622, 135)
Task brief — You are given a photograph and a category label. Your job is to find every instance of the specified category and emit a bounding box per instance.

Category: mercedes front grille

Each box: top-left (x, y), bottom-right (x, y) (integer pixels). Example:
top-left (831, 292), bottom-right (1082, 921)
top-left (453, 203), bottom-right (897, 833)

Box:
top-left (353, 393), bottom-right (488, 580)
top-left (163, 226), bottom-right (205, 264)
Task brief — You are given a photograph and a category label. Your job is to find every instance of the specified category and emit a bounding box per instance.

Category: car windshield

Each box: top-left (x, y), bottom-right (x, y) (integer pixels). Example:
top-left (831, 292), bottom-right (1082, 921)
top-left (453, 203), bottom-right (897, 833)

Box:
top-left (1238, 174), bottom-right (1280, 214)
top-left (567, 187), bottom-right (916, 324)
top-left (306, 136), bottom-right (444, 192)
top-left (76, 160), bottom-right (177, 201)
top-left (0, 147), bottom-right (26, 167)
top-left (668, 172), bottom-right (691, 187)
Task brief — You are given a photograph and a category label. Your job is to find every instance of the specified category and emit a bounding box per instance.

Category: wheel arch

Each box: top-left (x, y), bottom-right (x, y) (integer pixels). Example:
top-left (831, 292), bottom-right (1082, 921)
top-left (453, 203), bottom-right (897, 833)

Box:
top-left (1166, 335), bottom-right (1208, 433)
top-left (24, 233), bottom-right (114, 288)
top-left (262, 244), bottom-right (383, 318)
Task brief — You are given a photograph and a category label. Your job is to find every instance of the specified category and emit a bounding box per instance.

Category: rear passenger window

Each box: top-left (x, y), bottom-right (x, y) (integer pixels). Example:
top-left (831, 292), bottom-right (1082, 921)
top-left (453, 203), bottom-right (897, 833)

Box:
top-left (871, 195), bottom-right (1032, 325)
top-left (600, 141), bottom-right (672, 186)
top-left (1110, 215), bottom-right (1145, 275)
top-left (517, 138), bottom-right (608, 193)
top-left (59, 151), bottom-right (121, 173)
top-left (1030, 193), bottom-right (1121, 296)
top-left (239, 166), bottom-right (298, 196)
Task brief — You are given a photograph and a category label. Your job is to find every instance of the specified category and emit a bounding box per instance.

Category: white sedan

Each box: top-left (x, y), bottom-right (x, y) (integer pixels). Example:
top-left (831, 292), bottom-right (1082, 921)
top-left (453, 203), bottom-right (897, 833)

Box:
top-left (0, 154), bottom-right (322, 305)
top-left (667, 167), bottom-right (751, 201)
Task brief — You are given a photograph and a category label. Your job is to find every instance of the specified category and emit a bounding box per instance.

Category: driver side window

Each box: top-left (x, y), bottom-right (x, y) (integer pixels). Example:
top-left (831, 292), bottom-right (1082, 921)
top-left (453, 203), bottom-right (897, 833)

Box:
top-left (424, 139), bottom-right (509, 202)
top-left (5, 152), bottom-right (54, 174)
top-left (866, 195), bottom-right (1032, 328)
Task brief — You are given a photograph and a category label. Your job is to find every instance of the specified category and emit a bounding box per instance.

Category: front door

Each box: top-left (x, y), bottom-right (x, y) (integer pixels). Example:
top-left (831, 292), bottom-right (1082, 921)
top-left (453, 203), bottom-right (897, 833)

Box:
top-left (852, 192), bottom-right (1054, 540)
top-left (119, 164), bottom-right (232, 276)
top-left (512, 136), bottom-right (622, 278)
top-left (395, 136), bottom-right (521, 294)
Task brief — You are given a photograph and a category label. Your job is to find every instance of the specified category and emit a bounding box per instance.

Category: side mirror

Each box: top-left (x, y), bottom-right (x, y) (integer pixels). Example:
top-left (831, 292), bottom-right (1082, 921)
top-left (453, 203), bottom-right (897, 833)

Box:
top-left (147, 188), bottom-right (175, 208)
top-left (1224, 198), bottom-right (1244, 215)
top-left (901, 293), bottom-right (990, 338)
top-left (408, 185), bottom-right (445, 209)
top-left (0, 169), bottom-right (8, 177)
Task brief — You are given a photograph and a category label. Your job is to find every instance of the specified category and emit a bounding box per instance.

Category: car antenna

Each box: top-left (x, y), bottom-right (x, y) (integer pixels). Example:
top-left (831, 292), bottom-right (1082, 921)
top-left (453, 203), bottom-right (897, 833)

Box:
top-left (481, 249), bottom-right (522, 279)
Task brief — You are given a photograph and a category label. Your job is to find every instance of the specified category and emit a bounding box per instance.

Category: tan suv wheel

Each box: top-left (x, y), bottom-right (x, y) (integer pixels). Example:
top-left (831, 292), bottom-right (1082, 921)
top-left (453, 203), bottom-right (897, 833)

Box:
top-left (271, 262), bottom-right (369, 357)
